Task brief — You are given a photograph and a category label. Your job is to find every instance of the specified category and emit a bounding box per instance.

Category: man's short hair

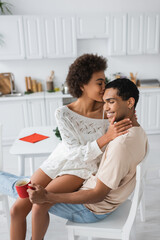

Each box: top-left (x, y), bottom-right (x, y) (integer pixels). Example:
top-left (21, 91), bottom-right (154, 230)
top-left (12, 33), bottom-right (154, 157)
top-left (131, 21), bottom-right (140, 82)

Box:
top-left (105, 78), bottom-right (139, 108)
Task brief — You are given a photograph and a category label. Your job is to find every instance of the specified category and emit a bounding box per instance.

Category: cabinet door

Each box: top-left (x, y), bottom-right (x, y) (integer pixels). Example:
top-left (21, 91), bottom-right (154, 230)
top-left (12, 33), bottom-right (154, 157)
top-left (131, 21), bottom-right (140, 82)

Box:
top-left (45, 98), bottom-right (63, 125)
top-left (138, 91), bottom-right (160, 134)
top-left (0, 16), bottom-right (25, 60)
top-left (127, 13), bottom-right (144, 55)
top-left (109, 13), bottom-right (127, 56)
top-left (43, 16), bottom-right (77, 58)
top-left (27, 99), bottom-right (46, 126)
top-left (144, 13), bottom-right (160, 54)
top-left (77, 15), bottom-right (110, 39)
top-left (23, 16), bottom-right (43, 59)
top-left (0, 100), bottom-right (28, 145)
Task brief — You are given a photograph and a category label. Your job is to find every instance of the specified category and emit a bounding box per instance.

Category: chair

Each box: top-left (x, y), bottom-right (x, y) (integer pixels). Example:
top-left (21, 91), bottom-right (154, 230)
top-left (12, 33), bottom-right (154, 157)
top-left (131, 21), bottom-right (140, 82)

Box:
top-left (0, 123), bottom-right (10, 229)
top-left (66, 148), bottom-right (149, 240)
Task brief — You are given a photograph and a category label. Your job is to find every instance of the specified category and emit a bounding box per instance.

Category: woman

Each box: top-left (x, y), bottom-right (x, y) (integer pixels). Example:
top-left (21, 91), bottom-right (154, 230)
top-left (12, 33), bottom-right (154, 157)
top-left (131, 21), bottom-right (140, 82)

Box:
top-left (10, 54), bottom-right (132, 240)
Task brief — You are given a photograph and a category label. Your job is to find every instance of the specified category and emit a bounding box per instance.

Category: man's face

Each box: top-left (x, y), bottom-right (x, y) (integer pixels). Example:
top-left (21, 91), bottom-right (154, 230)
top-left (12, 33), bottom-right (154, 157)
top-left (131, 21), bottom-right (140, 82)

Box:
top-left (103, 88), bottom-right (129, 122)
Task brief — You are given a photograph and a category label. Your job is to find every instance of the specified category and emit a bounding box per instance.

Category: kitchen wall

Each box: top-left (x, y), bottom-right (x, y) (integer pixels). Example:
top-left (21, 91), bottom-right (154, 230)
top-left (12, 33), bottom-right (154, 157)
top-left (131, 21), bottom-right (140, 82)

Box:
top-left (0, 0), bottom-right (160, 92)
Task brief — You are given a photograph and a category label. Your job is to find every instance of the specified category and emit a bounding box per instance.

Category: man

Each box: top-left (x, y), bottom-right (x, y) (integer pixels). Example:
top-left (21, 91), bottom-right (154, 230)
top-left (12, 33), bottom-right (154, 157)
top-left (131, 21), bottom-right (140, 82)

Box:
top-left (27, 78), bottom-right (148, 239)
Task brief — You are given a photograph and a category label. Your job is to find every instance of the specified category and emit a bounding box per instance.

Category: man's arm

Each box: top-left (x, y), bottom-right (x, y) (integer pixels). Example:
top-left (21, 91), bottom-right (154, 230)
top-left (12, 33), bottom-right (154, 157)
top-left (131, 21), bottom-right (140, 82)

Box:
top-left (27, 179), bottom-right (111, 205)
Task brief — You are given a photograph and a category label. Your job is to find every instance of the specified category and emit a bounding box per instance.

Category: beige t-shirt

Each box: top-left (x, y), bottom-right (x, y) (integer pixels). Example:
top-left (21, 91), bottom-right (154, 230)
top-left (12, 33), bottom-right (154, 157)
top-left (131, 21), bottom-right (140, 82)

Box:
top-left (81, 126), bottom-right (148, 214)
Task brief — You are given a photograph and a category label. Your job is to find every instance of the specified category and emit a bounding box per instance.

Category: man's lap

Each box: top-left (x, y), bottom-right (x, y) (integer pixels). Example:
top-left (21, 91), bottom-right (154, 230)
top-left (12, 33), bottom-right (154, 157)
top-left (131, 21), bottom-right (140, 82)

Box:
top-left (0, 171), bottom-right (109, 223)
top-left (49, 203), bottom-right (109, 223)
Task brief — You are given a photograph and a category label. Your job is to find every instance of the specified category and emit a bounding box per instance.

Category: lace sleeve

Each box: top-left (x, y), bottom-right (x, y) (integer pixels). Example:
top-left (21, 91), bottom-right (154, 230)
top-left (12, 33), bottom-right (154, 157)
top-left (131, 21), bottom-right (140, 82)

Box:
top-left (55, 108), bottom-right (103, 163)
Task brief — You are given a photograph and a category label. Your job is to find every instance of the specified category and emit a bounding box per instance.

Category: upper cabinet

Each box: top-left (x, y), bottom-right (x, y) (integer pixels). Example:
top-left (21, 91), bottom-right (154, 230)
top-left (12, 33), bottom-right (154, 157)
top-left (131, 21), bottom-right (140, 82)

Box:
top-left (0, 13), bottom-right (159, 60)
top-left (76, 15), bottom-right (110, 39)
top-left (144, 13), bottom-right (160, 54)
top-left (108, 13), bottom-right (127, 56)
top-left (0, 16), bottom-right (25, 60)
top-left (23, 16), bottom-right (44, 59)
top-left (109, 12), bottom-right (160, 56)
top-left (127, 13), bottom-right (144, 55)
top-left (0, 15), bottom-right (77, 60)
top-left (127, 13), bottom-right (160, 55)
top-left (43, 16), bottom-right (77, 58)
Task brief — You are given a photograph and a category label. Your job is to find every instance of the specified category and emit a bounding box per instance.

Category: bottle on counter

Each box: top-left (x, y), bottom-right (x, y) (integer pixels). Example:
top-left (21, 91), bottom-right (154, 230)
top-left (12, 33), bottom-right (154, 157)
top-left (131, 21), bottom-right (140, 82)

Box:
top-left (46, 71), bottom-right (54, 92)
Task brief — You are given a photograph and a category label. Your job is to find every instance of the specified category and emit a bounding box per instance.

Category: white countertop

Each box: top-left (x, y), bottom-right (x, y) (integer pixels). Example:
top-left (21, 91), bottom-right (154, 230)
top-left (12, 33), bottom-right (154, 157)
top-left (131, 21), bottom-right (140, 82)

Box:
top-left (0, 91), bottom-right (73, 101)
top-left (0, 88), bottom-right (160, 101)
top-left (138, 87), bottom-right (160, 92)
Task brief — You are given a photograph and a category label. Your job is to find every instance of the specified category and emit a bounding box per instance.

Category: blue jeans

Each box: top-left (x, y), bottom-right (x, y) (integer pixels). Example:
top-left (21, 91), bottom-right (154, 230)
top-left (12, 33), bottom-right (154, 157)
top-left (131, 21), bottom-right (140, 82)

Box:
top-left (0, 171), bottom-right (110, 223)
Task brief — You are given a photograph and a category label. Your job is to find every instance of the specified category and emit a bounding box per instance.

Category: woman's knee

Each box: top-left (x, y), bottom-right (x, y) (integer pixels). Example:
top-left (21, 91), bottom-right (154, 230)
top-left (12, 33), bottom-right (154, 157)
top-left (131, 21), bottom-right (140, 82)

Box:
top-left (10, 202), bottom-right (21, 218)
top-left (10, 199), bottom-right (32, 219)
top-left (32, 203), bottom-right (52, 217)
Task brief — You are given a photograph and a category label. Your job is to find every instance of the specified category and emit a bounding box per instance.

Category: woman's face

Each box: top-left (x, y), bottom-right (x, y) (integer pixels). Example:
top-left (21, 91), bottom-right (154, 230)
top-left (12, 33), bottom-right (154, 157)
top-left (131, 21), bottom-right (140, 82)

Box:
top-left (82, 71), bottom-right (106, 102)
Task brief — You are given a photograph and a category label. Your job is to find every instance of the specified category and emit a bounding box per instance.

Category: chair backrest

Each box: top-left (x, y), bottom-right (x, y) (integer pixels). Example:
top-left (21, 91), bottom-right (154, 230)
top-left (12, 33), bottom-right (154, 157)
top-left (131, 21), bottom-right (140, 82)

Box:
top-left (0, 123), bottom-right (3, 171)
top-left (122, 143), bottom-right (149, 236)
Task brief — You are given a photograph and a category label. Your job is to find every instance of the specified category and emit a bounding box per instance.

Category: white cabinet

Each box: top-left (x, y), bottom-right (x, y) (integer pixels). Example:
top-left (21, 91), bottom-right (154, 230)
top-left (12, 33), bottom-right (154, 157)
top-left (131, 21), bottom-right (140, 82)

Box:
top-left (0, 15), bottom-right (77, 60)
top-left (43, 16), bottom-right (77, 58)
top-left (127, 13), bottom-right (160, 55)
top-left (144, 13), bottom-right (160, 54)
top-left (0, 93), bottom-right (70, 145)
top-left (0, 16), bottom-right (25, 60)
top-left (26, 98), bottom-right (46, 126)
top-left (127, 13), bottom-right (144, 55)
top-left (77, 15), bottom-right (110, 39)
top-left (23, 16), bottom-right (44, 59)
top-left (0, 99), bottom-right (28, 145)
top-left (108, 13), bottom-right (127, 56)
top-left (45, 97), bottom-right (63, 125)
top-left (136, 89), bottom-right (160, 134)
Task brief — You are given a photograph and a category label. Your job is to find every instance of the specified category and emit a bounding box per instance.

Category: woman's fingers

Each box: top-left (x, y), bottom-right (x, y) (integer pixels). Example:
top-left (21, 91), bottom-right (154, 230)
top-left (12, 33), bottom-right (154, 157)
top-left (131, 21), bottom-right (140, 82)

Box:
top-left (115, 118), bottom-right (131, 126)
top-left (116, 124), bottom-right (132, 132)
top-left (110, 116), bottom-right (116, 125)
top-left (114, 119), bottom-right (132, 132)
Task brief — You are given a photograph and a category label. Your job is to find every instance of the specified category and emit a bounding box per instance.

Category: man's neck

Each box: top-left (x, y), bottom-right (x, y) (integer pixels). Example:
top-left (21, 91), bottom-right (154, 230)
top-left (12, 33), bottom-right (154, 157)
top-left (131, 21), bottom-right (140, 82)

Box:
top-left (129, 111), bottom-right (140, 127)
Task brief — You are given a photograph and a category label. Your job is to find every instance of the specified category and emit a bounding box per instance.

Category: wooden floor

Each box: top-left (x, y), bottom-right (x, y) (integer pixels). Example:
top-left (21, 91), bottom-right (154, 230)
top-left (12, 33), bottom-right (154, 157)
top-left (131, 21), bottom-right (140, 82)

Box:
top-left (0, 134), bottom-right (160, 240)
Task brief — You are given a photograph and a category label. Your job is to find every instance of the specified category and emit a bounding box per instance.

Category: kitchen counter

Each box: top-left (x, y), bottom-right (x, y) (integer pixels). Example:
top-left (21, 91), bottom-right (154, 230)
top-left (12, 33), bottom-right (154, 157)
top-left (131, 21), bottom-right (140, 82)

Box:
top-left (138, 87), bottom-right (160, 92)
top-left (1, 87), bottom-right (160, 101)
top-left (0, 91), bottom-right (73, 101)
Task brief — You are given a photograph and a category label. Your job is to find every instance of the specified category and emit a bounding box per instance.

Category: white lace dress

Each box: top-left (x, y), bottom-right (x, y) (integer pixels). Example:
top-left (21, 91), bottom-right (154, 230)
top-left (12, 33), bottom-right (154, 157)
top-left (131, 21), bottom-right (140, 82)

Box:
top-left (40, 106), bottom-right (109, 179)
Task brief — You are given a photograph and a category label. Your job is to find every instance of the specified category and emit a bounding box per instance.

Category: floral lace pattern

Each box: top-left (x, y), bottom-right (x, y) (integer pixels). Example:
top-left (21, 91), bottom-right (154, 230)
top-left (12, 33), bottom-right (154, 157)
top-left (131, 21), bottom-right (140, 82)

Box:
top-left (40, 106), bottom-right (109, 180)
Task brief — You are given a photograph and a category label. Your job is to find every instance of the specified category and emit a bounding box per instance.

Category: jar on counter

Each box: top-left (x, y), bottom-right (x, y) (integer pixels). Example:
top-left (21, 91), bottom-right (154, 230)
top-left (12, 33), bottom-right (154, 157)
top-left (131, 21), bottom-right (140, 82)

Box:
top-left (62, 81), bottom-right (69, 94)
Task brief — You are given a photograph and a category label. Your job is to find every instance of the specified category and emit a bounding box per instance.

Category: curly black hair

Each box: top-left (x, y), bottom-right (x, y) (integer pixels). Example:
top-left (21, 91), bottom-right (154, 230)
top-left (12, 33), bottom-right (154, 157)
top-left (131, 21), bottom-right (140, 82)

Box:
top-left (66, 54), bottom-right (107, 98)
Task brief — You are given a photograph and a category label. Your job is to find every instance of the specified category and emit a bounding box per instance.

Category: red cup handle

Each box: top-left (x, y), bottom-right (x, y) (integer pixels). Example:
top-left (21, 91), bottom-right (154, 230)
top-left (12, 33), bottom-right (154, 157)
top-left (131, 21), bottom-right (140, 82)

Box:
top-left (27, 185), bottom-right (36, 190)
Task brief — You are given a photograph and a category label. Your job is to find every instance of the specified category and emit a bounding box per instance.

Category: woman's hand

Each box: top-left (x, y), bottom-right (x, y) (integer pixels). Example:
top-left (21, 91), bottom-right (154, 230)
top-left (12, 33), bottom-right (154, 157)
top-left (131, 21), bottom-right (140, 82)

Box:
top-left (106, 117), bottom-right (132, 142)
top-left (97, 117), bottom-right (132, 149)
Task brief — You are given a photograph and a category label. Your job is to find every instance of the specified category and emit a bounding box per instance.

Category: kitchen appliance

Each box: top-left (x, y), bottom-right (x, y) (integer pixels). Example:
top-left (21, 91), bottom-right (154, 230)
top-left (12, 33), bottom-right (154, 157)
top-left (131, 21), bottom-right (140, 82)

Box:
top-left (139, 79), bottom-right (160, 87)
top-left (0, 72), bottom-right (15, 94)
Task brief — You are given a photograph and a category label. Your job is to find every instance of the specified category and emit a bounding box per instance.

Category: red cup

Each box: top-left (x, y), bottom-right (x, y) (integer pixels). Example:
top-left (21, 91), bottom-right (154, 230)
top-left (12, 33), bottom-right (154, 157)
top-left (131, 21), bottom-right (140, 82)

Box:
top-left (15, 178), bottom-right (31, 198)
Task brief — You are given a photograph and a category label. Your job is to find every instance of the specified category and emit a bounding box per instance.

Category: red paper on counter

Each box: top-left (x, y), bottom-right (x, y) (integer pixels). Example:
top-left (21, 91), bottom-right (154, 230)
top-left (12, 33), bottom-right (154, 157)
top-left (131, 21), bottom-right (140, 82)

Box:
top-left (19, 133), bottom-right (49, 143)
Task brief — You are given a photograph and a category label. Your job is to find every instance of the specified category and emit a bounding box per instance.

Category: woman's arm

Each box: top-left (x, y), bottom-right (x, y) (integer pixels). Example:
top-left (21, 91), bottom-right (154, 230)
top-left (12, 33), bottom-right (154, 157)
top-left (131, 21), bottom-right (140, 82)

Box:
top-left (27, 179), bottom-right (111, 205)
top-left (55, 108), bottom-right (132, 163)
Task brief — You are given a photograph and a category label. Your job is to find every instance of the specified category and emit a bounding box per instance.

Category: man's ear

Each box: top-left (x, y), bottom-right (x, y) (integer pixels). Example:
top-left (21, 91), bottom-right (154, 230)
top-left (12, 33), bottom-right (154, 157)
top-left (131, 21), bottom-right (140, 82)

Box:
top-left (128, 97), bottom-right (135, 109)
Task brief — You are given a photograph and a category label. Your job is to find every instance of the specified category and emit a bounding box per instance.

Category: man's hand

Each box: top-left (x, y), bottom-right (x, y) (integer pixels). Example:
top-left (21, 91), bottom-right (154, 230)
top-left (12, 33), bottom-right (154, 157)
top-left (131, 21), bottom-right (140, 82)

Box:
top-left (27, 184), bottom-right (48, 204)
